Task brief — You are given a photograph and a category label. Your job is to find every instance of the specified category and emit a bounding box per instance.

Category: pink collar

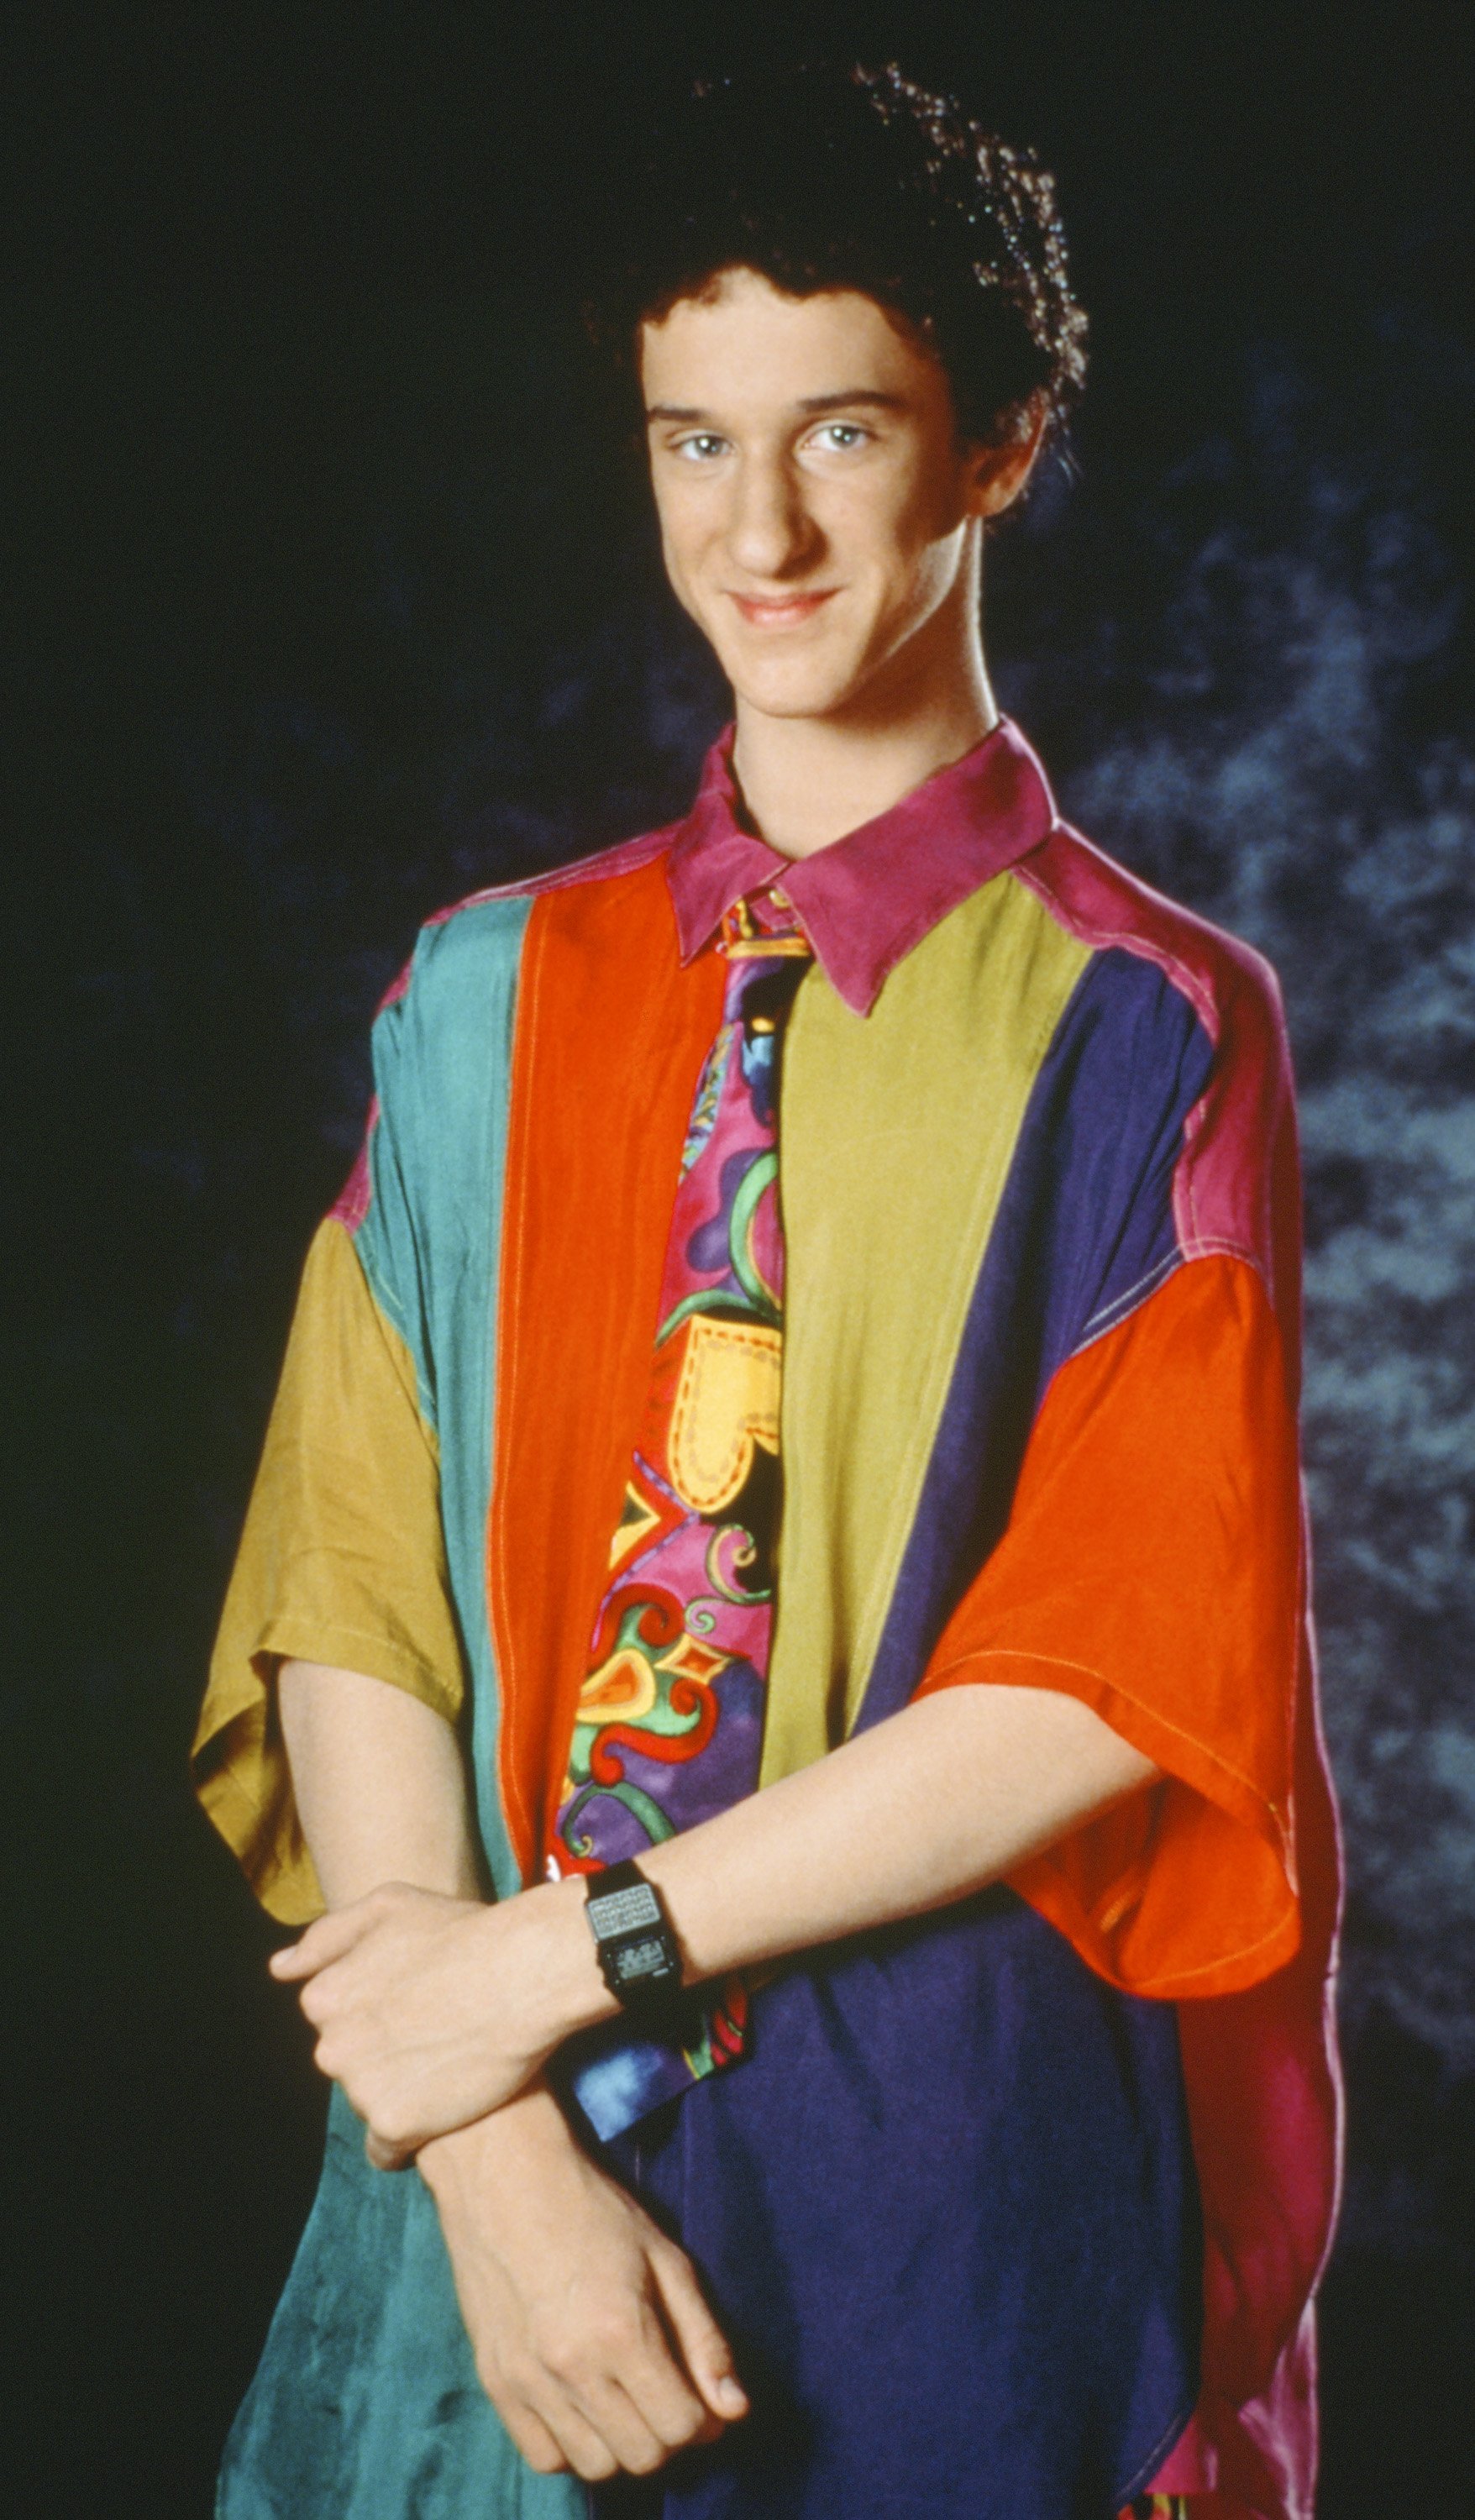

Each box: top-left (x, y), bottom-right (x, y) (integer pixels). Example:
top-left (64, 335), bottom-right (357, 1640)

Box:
top-left (665, 719), bottom-right (1059, 1015)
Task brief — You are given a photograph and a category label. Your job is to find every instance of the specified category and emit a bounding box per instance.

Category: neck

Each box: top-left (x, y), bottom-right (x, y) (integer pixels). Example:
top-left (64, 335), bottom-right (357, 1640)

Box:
top-left (731, 550), bottom-right (998, 860)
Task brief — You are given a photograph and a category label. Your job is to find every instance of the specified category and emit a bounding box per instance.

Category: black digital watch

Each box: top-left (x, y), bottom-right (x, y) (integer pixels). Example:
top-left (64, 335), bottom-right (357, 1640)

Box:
top-left (583, 1859), bottom-right (686, 2026)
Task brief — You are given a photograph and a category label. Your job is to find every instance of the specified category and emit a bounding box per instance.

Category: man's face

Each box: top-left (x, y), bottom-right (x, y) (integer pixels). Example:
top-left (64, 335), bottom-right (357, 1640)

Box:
top-left (640, 267), bottom-right (1026, 724)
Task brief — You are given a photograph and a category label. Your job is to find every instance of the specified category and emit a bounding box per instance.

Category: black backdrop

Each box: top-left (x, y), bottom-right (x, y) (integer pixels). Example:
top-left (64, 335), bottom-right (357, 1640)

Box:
top-left (9, 5), bottom-right (1473, 2512)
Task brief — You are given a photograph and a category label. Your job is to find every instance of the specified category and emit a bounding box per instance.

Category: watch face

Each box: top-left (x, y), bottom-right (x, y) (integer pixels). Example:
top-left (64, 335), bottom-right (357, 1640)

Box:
top-left (612, 1933), bottom-right (679, 1990)
top-left (588, 1881), bottom-right (662, 1937)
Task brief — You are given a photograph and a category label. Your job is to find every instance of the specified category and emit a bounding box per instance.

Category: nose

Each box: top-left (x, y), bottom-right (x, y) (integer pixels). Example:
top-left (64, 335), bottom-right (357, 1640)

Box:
top-left (727, 449), bottom-right (821, 581)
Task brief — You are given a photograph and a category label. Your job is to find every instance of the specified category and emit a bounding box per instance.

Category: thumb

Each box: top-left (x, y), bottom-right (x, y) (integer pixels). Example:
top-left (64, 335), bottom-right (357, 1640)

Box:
top-left (268, 1905), bottom-right (371, 1982)
top-left (364, 2127), bottom-right (414, 2173)
top-left (651, 2244), bottom-right (748, 2423)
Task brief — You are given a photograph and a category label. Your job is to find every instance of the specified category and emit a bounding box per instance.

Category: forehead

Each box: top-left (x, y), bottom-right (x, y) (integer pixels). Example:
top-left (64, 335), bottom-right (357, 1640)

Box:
top-left (638, 266), bottom-right (946, 417)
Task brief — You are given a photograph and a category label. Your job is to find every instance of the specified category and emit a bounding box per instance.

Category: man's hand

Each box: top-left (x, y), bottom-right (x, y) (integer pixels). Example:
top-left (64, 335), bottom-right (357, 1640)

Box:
top-left (419, 2086), bottom-right (748, 2482)
top-left (270, 1878), bottom-right (614, 2166)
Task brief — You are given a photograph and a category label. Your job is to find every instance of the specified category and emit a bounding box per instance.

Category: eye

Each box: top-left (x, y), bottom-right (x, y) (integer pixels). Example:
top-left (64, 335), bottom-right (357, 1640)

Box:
top-left (672, 432), bottom-right (730, 462)
top-left (807, 422), bottom-right (873, 453)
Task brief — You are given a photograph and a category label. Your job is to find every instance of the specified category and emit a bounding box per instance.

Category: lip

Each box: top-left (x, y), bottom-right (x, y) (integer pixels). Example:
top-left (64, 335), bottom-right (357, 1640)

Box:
top-left (727, 588), bottom-right (838, 629)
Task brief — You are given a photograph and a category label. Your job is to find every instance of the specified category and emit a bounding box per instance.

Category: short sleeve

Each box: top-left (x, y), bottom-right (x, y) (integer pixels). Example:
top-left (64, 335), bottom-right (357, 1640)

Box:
top-left (192, 1214), bottom-right (466, 1924)
top-left (916, 1250), bottom-right (1304, 1999)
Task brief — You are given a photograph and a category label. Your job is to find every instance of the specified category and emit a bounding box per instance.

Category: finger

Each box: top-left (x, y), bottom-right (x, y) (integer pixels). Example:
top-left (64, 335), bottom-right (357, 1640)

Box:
top-left (527, 2390), bottom-right (621, 2484)
top-left (617, 2302), bottom-right (716, 2451)
top-left (268, 1906), bottom-right (374, 1981)
top-left (577, 2376), bottom-right (669, 2476)
top-left (494, 2399), bottom-right (568, 2475)
top-left (651, 2245), bottom-right (748, 2423)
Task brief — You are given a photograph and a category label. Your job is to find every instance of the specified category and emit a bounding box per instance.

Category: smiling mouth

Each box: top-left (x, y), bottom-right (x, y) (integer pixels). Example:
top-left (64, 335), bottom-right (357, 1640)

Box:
top-left (728, 589), bottom-right (838, 628)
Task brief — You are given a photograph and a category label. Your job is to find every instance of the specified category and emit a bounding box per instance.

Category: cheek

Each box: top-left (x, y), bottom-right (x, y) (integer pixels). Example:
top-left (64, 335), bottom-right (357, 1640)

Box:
top-left (851, 495), bottom-right (966, 627)
top-left (654, 487), bottom-right (718, 606)
top-left (836, 459), bottom-right (965, 595)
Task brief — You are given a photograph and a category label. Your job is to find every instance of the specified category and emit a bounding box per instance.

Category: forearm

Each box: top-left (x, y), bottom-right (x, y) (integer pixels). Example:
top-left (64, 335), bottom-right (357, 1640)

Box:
top-left (527, 1683), bottom-right (1156, 2040)
top-left (275, 1677), bottom-right (747, 2475)
top-left (276, 1680), bottom-right (1157, 2155)
top-left (641, 1682), bottom-right (1155, 1984)
top-left (277, 1657), bottom-right (482, 1907)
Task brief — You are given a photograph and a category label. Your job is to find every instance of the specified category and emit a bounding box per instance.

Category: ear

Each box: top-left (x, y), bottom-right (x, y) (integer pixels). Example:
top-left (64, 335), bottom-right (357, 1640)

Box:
top-left (963, 391), bottom-right (1051, 520)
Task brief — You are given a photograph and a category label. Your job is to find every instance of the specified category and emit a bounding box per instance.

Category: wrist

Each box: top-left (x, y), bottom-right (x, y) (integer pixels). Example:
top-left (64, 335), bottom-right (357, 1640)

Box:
top-left (418, 2078), bottom-right (572, 2201)
top-left (486, 1874), bottom-right (621, 2056)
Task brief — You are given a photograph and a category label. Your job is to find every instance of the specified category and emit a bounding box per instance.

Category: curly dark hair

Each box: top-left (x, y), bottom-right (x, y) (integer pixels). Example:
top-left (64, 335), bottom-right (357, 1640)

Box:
top-left (589, 61), bottom-right (1088, 449)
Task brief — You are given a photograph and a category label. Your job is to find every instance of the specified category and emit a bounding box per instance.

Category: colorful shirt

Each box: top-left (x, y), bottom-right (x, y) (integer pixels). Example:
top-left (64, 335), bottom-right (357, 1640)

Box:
top-left (196, 719), bottom-right (1341, 2520)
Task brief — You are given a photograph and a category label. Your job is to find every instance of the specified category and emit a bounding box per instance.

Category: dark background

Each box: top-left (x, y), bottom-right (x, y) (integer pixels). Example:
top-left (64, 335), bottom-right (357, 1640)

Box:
top-left (8, 3), bottom-right (1473, 2511)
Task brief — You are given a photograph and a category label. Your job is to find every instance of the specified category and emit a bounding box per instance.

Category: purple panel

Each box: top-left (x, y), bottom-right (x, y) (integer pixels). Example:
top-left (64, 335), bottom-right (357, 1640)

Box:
top-left (596, 1888), bottom-right (1200, 2520)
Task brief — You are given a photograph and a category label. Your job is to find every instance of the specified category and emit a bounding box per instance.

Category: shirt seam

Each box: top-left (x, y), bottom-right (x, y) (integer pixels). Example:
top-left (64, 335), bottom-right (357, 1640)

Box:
top-left (489, 905), bottom-right (546, 1877)
top-left (843, 942), bottom-right (1093, 1725)
top-left (927, 1643), bottom-right (1294, 1861)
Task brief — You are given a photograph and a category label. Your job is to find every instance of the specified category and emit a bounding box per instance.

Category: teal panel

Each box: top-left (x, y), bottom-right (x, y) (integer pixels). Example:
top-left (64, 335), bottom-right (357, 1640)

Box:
top-left (222, 896), bottom-right (569, 2514)
top-left (218, 2088), bottom-right (583, 2519)
top-left (354, 892), bottom-right (534, 1901)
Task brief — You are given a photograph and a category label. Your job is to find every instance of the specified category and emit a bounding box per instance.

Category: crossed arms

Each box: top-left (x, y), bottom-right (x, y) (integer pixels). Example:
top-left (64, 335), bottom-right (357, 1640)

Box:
top-left (272, 1658), bottom-right (1156, 2482)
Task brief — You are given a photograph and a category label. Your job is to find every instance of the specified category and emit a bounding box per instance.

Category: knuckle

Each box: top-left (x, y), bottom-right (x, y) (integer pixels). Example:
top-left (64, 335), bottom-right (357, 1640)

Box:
top-left (534, 2331), bottom-right (580, 2385)
top-left (585, 2326), bottom-right (630, 2374)
top-left (595, 2305), bottom-right (641, 2355)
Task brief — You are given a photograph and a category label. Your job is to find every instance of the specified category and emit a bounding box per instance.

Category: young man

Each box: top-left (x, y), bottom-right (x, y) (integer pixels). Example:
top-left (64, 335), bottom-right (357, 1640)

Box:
top-left (195, 63), bottom-right (1341, 2520)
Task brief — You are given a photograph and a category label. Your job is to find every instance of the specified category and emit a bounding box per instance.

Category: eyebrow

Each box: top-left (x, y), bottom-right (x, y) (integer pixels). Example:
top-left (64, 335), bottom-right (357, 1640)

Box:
top-left (644, 389), bottom-right (910, 425)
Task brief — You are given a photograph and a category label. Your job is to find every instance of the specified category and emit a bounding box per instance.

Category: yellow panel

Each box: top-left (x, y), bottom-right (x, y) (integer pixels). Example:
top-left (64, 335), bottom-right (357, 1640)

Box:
top-left (760, 871), bottom-right (1092, 1788)
top-left (192, 1217), bottom-right (466, 1922)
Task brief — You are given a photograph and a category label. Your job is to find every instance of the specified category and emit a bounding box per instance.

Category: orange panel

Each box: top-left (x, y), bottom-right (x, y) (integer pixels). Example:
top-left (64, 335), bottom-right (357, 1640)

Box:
top-left (488, 859), bottom-right (726, 1882)
top-left (917, 1253), bottom-right (1304, 2000)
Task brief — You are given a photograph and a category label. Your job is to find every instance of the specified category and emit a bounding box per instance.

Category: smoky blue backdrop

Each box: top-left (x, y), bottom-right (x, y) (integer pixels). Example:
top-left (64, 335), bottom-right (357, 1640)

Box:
top-left (9, 5), bottom-right (1472, 2512)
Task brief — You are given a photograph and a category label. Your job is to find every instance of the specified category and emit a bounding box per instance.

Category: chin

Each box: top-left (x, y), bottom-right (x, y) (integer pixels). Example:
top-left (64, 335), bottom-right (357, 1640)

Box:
top-left (725, 652), bottom-right (873, 723)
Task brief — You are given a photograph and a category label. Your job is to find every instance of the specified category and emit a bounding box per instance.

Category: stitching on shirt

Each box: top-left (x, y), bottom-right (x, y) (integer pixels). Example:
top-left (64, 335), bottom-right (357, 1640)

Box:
top-left (846, 939), bottom-right (1094, 1719)
top-left (1011, 852), bottom-right (1240, 1275)
top-left (1124, 1906), bottom-right (1300, 1989)
top-left (1072, 1250), bottom-right (1184, 1355)
top-left (1074, 1249), bottom-right (1302, 1870)
top-left (1011, 853), bottom-right (1224, 1044)
top-left (925, 1646), bottom-right (1293, 1857)
top-left (1114, 2389), bottom-right (1201, 2509)
top-left (490, 908), bottom-right (547, 1876)
top-left (667, 1316), bottom-right (782, 1516)
top-left (1176, 1231), bottom-right (1269, 1299)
